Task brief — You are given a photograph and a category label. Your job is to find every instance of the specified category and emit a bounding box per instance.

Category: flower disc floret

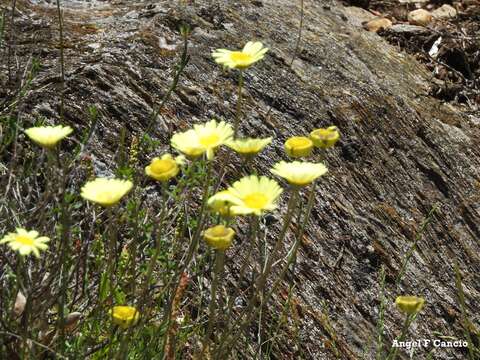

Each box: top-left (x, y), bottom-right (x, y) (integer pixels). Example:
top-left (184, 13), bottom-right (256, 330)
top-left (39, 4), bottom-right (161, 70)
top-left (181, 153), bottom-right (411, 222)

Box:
top-left (209, 175), bottom-right (282, 216)
top-left (25, 125), bottom-right (73, 148)
top-left (310, 126), bottom-right (340, 148)
top-left (212, 41), bottom-right (269, 69)
top-left (226, 137), bottom-right (272, 157)
top-left (395, 296), bottom-right (425, 315)
top-left (203, 225), bottom-right (235, 251)
top-left (271, 161), bottom-right (328, 186)
top-left (284, 136), bottom-right (313, 158)
top-left (81, 178), bottom-right (133, 207)
top-left (0, 228), bottom-right (49, 257)
top-left (109, 306), bottom-right (140, 329)
top-left (145, 154), bottom-right (185, 182)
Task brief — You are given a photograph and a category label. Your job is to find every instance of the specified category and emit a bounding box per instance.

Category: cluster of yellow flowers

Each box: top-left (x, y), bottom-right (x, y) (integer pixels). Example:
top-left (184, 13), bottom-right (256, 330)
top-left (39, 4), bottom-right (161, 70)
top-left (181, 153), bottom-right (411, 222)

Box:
top-left (1, 41), bottom-right (343, 329)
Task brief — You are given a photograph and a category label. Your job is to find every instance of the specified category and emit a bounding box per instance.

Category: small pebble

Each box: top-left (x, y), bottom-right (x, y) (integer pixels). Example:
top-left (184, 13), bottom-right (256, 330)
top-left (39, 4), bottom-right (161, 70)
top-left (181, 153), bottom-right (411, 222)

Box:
top-left (408, 9), bottom-right (432, 26)
top-left (365, 18), bottom-right (392, 32)
top-left (432, 4), bottom-right (457, 19)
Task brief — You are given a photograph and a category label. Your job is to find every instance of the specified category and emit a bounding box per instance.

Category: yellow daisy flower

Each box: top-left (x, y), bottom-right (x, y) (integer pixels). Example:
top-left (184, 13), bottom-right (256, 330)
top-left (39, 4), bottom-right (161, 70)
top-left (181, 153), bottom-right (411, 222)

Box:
top-left (208, 190), bottom-right (234, 217)
top-left (310, 126), bottom-right (340, 148)
top-left (284, 136), bottom-right (313, 158)
top-left (171, 120), bottom-right (233, 160)
top-left (208, 175), bottom-right (282, 216)
top-left (203, 225), bottom-right (235, 251)
top-left (212, 41), bottom-right (269, 69)
top-left (0, 228), bottom-right (49, 257)
top-left (109, 306), bottom-right (140, 329)
top-left (170, 129), bottom-right (205, 159)
top-left (395, 296), bottom-right (425, 315)
top-left (80, 178), bottom-right (133, 207)
top-left (226, 137), bottom-right (272, 157)
top-left (271, 161), bottom-right (328, 187)
top-left (145, 154), bottom-right (185, 182)
top-left (25, 125), bottom-right (73, 149)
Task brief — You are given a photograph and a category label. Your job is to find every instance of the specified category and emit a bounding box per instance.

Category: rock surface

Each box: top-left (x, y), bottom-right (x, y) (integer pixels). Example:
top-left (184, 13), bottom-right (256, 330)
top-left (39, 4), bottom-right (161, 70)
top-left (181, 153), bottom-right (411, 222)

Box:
top-left (2, 0), bottom-right (480, 359)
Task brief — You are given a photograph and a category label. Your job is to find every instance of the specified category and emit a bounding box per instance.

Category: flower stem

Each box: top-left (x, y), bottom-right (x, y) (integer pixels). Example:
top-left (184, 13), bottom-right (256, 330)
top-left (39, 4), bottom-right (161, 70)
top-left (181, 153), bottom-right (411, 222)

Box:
top-left (233, 71), bottom-right (244, 139)
top-left (201, 250), bottom-right (225, 354)
top-left (215, 189), bottom-right (300, 357)
top-left (385, 314), bottom-right (416, 360)
top-left (17, 256), bottom-right (29, 359)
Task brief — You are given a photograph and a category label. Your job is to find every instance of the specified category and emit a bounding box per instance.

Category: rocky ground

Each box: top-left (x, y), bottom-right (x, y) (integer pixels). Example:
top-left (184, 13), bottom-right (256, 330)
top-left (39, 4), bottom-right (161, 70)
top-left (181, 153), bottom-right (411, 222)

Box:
top-left (1, 0), bottom-right (480, 359)
top-left (354, 0), bottom-right (480, 111)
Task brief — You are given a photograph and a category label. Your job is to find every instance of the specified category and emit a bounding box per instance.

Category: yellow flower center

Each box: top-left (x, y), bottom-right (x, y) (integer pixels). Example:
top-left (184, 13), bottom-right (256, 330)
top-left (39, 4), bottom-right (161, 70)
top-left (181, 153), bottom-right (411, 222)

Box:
top-left (230, 51), bottom-right (252, 63)
top-left (199, 134), bottom-right (220, 147)
top-left (15, 235), bottom-right (35, 246)
top-left (288, 137), bottom-right (311, 148)
top-left (114, 307), bottom-right (137, 320)
top-left (313, 129), bottom-right (335, 139)
top-left (151, 159), bottom-right (175, 174)
top-left (208, 225), bottom-right (230, 238)
top-left (243, 192), bottom-right (268, 209)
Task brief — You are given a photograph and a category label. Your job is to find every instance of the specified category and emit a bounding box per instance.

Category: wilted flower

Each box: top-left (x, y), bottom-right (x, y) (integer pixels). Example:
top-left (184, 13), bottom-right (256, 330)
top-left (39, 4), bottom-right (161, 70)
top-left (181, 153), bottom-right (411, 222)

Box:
top-left (271, 161), bottom-right (328, 187)
top-left (145, 154), bottom-right (185, 182)
top-left (212, 41), bottom-right (268, 70)
top-left (80, 178), bottom-right (133, 207)
top-left (310, 126), bottom-right (340, 148)
top-left (208, 175), bottom-right (282, 216)
top-left (171, 120), bottom-right (233, 160)
top-left (284, 136), bottom-right (313, 158)
top-left (395, 296), bottom-right (425, 315)
top-left (0, 228), bottom-right (49, 257)
top-left (25, 125), bottom-right (73, 148)
top-left (203, 225), bottom-right (235, 251)
top-left (226, 137), bottom-right (272, 158)
top-left (109, 306), bottom-right (140, 329)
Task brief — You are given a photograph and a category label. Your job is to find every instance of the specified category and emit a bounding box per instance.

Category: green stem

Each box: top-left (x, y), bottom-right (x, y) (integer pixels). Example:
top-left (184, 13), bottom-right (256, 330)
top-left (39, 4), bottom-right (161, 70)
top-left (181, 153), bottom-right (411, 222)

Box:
top-left (396, 204), bottom-right (438, 286)
top-left (160, 159), bottom-right (213, 354)
top-left (201, 250), bottom-right (225, 354)
top-left (223, 218), bottom-right (257, 323)
top-left (233, 71), bottom-right (244, 139)
top-left (55, 147), bottom-right (71, 353)
top-left (17, 256), bottom-right (28, 359)
top-left (136, 182), bottom-right (169, 317)
top-left (215, 189), bottom-right (300, 357)
top-left (106, 207), bottom-right (118, 305)
top-left (56, 0), bottom-right (65, 121)
top-left (385, 314), bottom-right (416, 360)
top-left (139, 27), bottom-right (190, 150)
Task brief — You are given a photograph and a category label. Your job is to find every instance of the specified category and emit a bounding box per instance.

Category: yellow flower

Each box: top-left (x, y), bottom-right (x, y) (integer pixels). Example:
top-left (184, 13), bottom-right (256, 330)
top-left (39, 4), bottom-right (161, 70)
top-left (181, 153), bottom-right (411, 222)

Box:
top-left (310, 126), bottom-right (340, 148)
top-left (25, 125), bottom-right (73, 148)
top-left (395, 296), bottom-right (425, 315)
top-left (212, 41), bottom-right (268, 69)
top-left (80, 178), bottom-right (133, 207)
top-left (109, 306), bottom-right (139, 329)
top-left (284, 136), bottom-right (313, 158)
top-left (208, 190), bottom-right (234, 217)
top-left (0, 228), bottom-right (49, 257)
top-left (145, 154), bottom-right (185, 182)
top-left (226, 137), bottom-right (272, 157)
top-left (208, 175), bottom-right (282, 216)
top-left (171, 120), bottom-right (233, 160)
top-left (203, 225), bottom-right (235, 251)
top-left (271, 161), bottom-right (328, 187)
